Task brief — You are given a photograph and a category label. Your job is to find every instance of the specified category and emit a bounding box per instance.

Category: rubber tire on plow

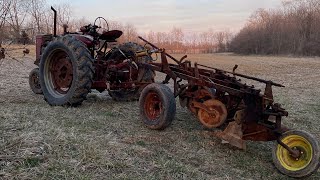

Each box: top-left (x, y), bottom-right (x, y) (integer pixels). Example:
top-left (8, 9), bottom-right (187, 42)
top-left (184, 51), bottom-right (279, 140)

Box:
top-left (39, 35), bottom-right (94, 107)
top-left (29, 68), bottom-right (43, 94)
top-left (272, 130), bottom-right (320, 178)
top-left (108, 42), bottom-right (155, 101)
top-left (139, 83), bottom-right (176, 130)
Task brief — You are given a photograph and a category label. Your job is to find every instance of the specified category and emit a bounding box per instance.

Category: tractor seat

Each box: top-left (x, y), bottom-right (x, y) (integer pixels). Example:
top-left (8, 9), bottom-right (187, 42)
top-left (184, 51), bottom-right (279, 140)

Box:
top-left (99, 30), bottom-right (123, 42)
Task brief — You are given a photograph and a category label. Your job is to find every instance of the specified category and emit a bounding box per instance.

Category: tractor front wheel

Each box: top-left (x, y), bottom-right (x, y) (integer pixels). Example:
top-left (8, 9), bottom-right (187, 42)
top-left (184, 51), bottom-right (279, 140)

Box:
top-left (272, 130), bottom-right (320, 178)
top-left (29, 68), bottom-right (42, 94)
top-left (139, 83), bottom-right (176, 130)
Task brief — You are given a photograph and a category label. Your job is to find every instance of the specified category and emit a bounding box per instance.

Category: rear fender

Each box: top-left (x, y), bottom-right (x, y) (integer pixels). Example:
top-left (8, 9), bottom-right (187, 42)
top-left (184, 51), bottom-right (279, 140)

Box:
top-left (72, 34), bottom-right (95, 47)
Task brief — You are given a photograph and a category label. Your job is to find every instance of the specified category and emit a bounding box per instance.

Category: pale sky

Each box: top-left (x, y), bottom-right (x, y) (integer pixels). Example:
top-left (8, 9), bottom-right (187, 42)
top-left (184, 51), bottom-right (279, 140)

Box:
top-left (49, 0), bottom-right (283, 33)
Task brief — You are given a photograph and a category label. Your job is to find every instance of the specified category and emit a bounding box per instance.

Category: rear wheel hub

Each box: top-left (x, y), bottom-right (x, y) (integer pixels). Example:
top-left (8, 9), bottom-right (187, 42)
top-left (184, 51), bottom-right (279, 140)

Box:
top-left (49, 53), bottom-right (73, 94)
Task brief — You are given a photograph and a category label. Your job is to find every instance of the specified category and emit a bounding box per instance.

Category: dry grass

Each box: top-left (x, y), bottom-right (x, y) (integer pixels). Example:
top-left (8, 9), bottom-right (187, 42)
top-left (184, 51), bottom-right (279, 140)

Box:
top-left (0, 49), bottom-right (319, 179)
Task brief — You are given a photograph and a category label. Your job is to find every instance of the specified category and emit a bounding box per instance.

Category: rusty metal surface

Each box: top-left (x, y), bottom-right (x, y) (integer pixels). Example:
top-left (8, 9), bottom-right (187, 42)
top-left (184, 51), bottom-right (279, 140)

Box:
top-left (50, 52), bottom-right (73, 94)
top-left (195, 99), bottom-right (227, 128)
top-left (144, 92), bottom-right (162, 120)
top-left (215, 121), bottom-right (246, 149)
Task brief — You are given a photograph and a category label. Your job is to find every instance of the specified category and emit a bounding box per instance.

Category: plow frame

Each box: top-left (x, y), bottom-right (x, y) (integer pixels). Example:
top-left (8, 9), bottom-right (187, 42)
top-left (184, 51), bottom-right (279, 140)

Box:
top-left (137, 36), bottom-right (290, 149)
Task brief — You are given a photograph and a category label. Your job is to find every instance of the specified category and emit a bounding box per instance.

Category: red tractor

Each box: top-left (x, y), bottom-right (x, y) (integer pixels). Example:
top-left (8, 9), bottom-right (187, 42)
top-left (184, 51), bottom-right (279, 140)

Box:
top-left (29, 7), bottom-right (155, 105)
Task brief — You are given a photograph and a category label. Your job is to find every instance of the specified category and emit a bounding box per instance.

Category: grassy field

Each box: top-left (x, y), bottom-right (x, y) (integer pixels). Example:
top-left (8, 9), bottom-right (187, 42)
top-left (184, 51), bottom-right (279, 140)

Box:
top-left (0, 47), bottom-right (319, 179)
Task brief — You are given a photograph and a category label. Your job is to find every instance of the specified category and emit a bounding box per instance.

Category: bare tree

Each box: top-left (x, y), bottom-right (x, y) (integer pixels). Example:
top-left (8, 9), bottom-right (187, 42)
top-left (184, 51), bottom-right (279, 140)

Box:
top-left (55, 3), bottom-right (72, 34)
top-left (231, 0), bottom-right (320, 55)
top-left (170, 27), bottom-right (184, 53)
top-left (147, 30), bottom-right (155, 44)
top-left (121, 23), bottom-right (138, 42)
top-left (29, 0), bottom-right (46, 33)
top-left (0, 0), bottom-right (13, 44)
top-left (6, 0), bottom-right (30, 40)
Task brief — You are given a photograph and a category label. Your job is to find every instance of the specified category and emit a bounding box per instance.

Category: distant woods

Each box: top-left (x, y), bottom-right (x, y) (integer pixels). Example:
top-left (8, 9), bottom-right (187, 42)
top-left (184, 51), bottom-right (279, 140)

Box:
top-left (231, 0), bottom-right (320, 56)
top-left (1, 0), bottom-right (319, 55)
top-left (144, 29), bottom-right (232, 54)
top-left (0, 0), bottom-right (231, 54)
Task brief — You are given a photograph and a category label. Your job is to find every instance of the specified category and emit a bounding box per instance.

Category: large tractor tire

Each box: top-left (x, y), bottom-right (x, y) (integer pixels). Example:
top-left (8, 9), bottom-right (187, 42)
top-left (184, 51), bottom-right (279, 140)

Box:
top-left (29, 68), bottom-right (43, 94)
top-left (272, 130), bottom-right (320, 178)
top-left (139, 83), bottom-right (176, 130)
top-left (39, 35), bottom-right (94, 107)
top-left (108, 42), bottom-right (155, 101)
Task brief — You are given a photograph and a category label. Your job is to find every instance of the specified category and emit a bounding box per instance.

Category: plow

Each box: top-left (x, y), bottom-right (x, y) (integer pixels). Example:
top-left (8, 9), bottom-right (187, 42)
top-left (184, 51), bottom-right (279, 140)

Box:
top-left (26, 7), bottom-right (320, 178)
top-left (136, 37), bottom-right (319, 178)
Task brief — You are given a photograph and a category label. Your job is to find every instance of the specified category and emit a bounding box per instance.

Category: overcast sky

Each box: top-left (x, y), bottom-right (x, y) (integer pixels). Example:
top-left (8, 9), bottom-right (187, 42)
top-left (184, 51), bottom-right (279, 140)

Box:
top-left (49, 0), bottom-right (283, 33)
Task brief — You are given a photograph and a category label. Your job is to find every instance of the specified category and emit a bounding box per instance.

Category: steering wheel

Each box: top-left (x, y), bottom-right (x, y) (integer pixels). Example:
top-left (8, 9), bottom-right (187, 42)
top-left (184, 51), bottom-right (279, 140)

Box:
top-left (94, 17), bottom-right (109, 34)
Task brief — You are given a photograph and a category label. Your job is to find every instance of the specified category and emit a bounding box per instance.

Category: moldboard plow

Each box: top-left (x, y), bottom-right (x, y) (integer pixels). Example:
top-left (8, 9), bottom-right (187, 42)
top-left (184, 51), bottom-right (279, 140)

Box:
top-left (136, 37), bottom-right (320, 178)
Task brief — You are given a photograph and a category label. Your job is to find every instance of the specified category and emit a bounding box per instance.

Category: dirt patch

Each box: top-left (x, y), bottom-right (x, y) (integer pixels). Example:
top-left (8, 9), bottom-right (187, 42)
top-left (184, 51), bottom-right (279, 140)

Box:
top-left (0, 51), bottom-right (319, 179)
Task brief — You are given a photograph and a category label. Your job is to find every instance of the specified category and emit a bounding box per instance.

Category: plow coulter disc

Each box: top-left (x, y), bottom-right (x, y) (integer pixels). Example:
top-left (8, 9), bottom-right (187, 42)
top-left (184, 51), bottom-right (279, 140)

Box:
top-left (197, 99), bottom-right (227, 129)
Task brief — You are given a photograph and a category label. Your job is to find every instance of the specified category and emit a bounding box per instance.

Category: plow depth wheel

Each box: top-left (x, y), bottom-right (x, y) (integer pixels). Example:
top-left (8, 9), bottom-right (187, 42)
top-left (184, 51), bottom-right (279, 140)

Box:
top-left (29, 68), bottom-right (42, 94)
top-left (139, 83), bottom-right (176, 130)
top-left (197, 99), bottom-right (227, 128)
top-left (272, 130), bottom-right (320, 178)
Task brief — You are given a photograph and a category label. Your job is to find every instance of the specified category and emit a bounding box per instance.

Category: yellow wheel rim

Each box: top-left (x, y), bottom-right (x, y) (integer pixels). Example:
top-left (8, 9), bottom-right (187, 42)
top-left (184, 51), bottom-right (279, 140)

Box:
top-left (276, 135), bottom-right (313, 171)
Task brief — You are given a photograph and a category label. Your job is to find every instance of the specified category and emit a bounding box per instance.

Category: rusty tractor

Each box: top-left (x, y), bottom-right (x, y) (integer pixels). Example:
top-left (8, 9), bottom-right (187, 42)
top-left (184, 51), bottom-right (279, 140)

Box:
top-left (29, 7), bottom-right (155, 102)
top-left (30, 7), bottom-right (319, 178)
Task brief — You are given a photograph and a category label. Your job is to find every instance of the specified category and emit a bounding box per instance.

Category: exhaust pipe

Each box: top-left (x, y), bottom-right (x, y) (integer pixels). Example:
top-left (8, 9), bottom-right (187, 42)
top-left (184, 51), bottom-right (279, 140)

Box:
top-left (51, 6), bottom-right (57, 37)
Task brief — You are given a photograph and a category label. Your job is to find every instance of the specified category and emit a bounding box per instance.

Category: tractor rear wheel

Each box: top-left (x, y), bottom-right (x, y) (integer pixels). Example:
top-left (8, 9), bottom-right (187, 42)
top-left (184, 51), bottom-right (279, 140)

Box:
top-left (29, 68), bottom-right (42, 94)
top-left (139, 83), bottom-right (176, 130)
top-left (272, 130), bottom-right (320, 178)
top-left (39, 35), bottom-right (94, 106)
top-left (108, 42), bottom-right (155, 101)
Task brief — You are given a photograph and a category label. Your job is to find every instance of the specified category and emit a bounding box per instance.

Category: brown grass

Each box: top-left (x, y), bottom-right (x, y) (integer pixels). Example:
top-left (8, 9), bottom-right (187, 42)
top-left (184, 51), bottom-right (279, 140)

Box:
top-left (0, 49), bottom-right (319, 179)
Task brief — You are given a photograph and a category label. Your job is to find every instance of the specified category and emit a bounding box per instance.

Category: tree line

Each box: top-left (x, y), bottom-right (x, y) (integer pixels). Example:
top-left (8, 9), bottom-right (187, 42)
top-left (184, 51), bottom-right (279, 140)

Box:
top-left (230, 0), bottom-right (320, 56)
top-left (3, 0), bottom-right (317, 55)
top-left (0, 0), bottom-right (231, 54)
top-left (142, 28), bottom-right (232, 54)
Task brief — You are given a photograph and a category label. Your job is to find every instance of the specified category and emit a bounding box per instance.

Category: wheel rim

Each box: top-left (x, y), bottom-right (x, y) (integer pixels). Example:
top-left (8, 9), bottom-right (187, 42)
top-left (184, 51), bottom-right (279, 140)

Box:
top-left (277, 135), bottom-right (313, 171)
top-left (198, 108), bottom-right (220, 127)
top-left (44, 49), bottom-right (73, 97)
top-left (144, 91), bottom-right (162, 120)
top-left (31, 71), bottom-right (41, 89)
top-left (197, 99), bottom-right (227, 128)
